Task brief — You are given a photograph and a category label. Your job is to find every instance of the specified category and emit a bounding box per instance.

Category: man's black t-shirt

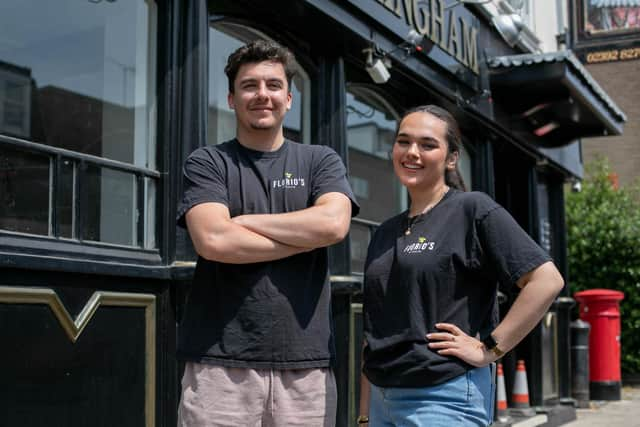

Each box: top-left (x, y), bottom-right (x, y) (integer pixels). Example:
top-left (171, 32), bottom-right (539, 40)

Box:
top-left (177, 139), bottom-right (359, 369)
top-left (362, 189), bottom-right (551, 387)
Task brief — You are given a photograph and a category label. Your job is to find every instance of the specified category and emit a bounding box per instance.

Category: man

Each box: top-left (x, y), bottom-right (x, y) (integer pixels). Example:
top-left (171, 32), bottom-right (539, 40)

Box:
top-left (176, 40), bottom-right (359, 427)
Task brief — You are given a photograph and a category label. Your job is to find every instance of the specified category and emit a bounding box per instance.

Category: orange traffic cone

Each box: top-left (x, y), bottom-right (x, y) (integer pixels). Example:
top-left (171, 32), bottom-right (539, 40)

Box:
top-left (496, 363), bottom-right (511, 422)
top-left (496, 363), bottom-right (509, 422)
top-left (511, 359), bottom-right (535, 416)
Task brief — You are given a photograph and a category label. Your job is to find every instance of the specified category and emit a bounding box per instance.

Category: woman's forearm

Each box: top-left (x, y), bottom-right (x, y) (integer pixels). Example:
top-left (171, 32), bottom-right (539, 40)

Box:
top-left (491, 261), bottom-right (564, 354)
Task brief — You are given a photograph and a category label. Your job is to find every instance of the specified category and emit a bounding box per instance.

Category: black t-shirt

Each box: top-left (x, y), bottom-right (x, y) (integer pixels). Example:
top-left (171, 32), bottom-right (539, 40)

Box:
top-left (362, 189), bottom-right (551, 387)
top-left (176, 139), bottom-right (359, 369)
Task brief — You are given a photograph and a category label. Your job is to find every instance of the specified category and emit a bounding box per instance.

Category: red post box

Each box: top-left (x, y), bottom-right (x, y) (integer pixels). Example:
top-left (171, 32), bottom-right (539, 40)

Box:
top-left (574, 289), bottom-right (624, 400)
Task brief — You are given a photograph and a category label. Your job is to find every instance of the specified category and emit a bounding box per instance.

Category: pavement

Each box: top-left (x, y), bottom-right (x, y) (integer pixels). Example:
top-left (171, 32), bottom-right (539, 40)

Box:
top-left (561, 386), bottom-right (640, 427)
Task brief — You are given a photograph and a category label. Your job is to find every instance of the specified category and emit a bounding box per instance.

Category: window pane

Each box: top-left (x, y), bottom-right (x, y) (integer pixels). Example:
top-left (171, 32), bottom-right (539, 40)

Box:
top-left (537, 181), bottom-right (552, 254)
top-left (347, 88), bottom-right (404, 274)
top-left (144, 177), bottom-right (156, 249)
top-left (349, 223), bottom-right (371, 274)
top-left (57, 158), bottom-right (75, 239)
top-left (0, 0), bottom-right (157, 168)
top-left (346, 89), bottom-right (404, 223)
top-left (0, 146), bottom-right (50, 235)
top-left (0, 0), bottom-right (158, 249)
top-left (83, 166), bottom-right (137, 246)
top-left (459, 144), bottom-right (473, 190)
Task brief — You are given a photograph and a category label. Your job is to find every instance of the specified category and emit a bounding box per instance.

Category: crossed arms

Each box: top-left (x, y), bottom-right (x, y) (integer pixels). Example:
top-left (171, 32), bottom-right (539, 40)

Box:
top-left (185, 192), bottom-right (352, 264)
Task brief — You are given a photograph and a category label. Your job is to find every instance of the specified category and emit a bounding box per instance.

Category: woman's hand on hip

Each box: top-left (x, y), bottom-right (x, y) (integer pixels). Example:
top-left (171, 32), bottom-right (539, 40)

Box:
top-left (426, 323), bottom-right (494, 367)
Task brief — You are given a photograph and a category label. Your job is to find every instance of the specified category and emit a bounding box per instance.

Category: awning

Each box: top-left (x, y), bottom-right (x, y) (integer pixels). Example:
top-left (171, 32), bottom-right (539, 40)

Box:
top-left (487, 50), bottom-right (626, 147)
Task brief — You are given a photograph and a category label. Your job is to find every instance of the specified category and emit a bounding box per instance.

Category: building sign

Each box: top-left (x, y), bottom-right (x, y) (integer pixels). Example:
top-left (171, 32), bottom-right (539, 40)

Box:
top-left (346, 0), bottom-right (479, 76)
top-left (374, 0), bottom-right (478, 74)
top-left (578, 44), bottom-right (640, 63)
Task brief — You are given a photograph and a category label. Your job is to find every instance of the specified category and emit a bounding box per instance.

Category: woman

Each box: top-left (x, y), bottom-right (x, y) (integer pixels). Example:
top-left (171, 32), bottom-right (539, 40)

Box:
top-left (357, 105), bottom-right (564, 426)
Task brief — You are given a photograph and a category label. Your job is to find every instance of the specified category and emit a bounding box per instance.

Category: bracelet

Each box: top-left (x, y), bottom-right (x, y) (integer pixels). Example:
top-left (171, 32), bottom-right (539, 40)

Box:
top-left (357, 415), bottom-right (369, 424)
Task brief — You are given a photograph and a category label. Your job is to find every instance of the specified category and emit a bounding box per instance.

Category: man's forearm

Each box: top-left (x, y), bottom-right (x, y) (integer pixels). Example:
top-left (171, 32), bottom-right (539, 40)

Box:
top-left (232, 193), bottom-right (351, 248)
top-left (206, 223), bottom-right (310, 263)
top-left (186, 203), bottom-right (310, 263)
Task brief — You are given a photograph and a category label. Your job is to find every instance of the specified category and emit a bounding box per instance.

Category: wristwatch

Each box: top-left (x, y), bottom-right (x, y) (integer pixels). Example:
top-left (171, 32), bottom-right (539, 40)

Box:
top-left (481, 334), bottom-right (504, 357)
top-left (357, 415), bottom-right (369, 424)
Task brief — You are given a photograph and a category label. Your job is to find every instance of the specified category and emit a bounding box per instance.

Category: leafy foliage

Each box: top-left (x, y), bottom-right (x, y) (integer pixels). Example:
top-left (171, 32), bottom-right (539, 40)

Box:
top-left (566, 157), bottom-right (640, 373)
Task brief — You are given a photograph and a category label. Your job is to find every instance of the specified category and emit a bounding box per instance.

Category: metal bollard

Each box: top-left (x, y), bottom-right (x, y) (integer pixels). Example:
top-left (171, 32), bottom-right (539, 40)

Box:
top-left (571, 319), bottom-right (591, 408)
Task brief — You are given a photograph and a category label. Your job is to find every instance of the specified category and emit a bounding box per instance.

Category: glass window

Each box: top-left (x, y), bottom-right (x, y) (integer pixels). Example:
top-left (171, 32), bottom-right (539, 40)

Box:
top-left (537, 180), bottom-right (552, 254)
top-left (459, 144), bottom-right (473, 190)
top-left (0, 0), bottom-right (157, 249)
top-left (208, 22), bottom-right (310, 146)
top-left (346, 87), bottom-right (404, 273)
top-left (0, 146), bottom-right (50, 235)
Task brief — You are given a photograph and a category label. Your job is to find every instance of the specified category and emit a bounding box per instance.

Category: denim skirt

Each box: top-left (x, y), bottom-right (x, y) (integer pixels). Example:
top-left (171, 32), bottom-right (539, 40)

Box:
top-left (369, 364), bottom-right (495, 427)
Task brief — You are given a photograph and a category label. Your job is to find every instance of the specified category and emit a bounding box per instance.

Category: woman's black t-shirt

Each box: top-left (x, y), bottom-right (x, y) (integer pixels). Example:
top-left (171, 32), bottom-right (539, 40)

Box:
top-left (362, 189), bottom-right (551, 387)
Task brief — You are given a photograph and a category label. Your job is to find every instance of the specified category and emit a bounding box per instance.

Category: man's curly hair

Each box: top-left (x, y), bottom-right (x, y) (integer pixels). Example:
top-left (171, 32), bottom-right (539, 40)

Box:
top-left (225, 40), bottom-right (297, 93)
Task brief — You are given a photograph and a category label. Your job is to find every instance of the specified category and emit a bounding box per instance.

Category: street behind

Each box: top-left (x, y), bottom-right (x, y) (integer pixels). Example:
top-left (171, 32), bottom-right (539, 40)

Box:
top-left (562, 386), bottom-right (640, 427)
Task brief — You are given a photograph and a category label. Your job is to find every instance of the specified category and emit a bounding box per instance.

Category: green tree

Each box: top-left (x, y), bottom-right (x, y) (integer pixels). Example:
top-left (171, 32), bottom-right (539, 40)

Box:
top-left (566, 157), bottom-right (640, 373)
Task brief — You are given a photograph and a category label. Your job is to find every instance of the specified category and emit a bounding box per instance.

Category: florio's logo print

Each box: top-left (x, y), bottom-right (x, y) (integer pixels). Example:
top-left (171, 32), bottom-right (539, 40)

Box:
top-left (403, 236), bottom-right (435, 253)
top-left (272, 172), bottom-right (305, 189)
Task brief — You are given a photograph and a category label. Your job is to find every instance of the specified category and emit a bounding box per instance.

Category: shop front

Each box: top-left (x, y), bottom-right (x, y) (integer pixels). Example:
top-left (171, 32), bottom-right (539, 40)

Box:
top-left (0, 1), bottom-right (624, 426)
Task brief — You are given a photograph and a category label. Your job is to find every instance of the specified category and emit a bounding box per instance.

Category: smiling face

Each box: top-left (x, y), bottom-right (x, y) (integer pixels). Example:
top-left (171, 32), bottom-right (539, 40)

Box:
top-left (228, 60), bottom-right (292, 135)
top-left (392, 111), bottom-right (458, 190)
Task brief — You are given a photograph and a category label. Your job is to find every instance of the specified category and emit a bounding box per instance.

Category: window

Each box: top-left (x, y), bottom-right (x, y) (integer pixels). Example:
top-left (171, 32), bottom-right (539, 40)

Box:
top-left (537, 180), bottom-right (553, 254)
top-left (0, 0), bottom-right (157, 248)
top-left (459, 143), bottom-right (473, 191)
top-left (583, 1), bottom-right (640, 35)
top-left (346, 87), bottom-right (404, 273)
top-left (0, 68), bottom-right (31, 138)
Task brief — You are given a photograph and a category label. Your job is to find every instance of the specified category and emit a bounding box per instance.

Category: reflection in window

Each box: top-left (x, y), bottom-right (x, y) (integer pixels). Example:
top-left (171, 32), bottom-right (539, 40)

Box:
top-left (0, 0), bottom-right (157, 248)
top-left (208, 22), bottom-right (310, 145)
top-left (459, 144), bottom-right (473, 191)
top-left (347, 87), bottom-right (404, 273)
top-left (0, 146), bottom-right (50, 236)
top-left (585, 2), bottom-right (640, 34)
top-left (84, 166), bottom-right (137, 246)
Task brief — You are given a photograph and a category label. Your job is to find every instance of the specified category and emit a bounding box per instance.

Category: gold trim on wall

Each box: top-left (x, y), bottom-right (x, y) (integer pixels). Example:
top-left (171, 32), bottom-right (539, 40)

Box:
top-left (0, 286), bottom-right (156, 427)
top-left (349, 302), bottom-right (363, 427)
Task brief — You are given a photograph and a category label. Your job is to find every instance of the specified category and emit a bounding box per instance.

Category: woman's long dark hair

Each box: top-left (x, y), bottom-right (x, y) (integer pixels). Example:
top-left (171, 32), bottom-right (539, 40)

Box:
top-left (397, 105), bottom-right (467, 191)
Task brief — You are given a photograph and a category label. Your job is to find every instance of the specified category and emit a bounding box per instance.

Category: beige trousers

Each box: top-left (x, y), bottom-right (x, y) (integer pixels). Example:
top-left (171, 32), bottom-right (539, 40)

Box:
top-left (177, 362), bottom-right (337, 427)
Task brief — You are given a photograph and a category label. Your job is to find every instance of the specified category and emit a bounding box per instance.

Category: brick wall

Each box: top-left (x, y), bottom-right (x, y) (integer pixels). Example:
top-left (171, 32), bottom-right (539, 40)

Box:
top-left (581, 60), bottom-right (640, 187)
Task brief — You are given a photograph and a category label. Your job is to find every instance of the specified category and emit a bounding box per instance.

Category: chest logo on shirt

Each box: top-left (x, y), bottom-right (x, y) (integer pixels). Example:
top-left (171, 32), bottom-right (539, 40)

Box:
top-left (403, 236), bottom-right (436, 253)
top-left (272, 172), bottom-right (306, 189)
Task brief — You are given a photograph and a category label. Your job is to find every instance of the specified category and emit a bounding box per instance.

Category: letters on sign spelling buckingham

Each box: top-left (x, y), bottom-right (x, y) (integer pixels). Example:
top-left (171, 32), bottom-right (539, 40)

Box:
top-left (376, 0), bottom-right (479, 74)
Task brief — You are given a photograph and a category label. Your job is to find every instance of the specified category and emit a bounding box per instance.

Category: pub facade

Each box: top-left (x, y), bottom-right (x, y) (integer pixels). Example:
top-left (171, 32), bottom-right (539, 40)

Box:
top-left (0, 1), bottom-right (625, 426)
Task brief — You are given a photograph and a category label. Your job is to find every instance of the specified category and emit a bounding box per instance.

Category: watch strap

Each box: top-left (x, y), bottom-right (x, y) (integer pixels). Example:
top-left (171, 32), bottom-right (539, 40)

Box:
top-left (481, 334), bottom-right (504, 357)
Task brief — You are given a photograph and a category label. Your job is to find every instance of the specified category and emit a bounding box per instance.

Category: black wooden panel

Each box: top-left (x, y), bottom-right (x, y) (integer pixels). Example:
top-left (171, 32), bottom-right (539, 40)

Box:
top-left (0, 302), bottom-right (146, 427)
